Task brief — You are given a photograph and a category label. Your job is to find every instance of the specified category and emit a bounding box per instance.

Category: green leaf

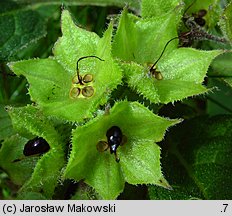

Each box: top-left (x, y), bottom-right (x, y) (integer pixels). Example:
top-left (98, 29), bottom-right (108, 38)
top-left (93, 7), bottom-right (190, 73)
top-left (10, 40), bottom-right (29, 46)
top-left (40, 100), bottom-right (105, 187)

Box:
top-left (8, 10), bottom-right (122, 122)
top-left (219, 1), bottom-right (232, 43)
top-left (64, 101), bottom-right (180, 199)
top-left (6, 105), bottom-right (65, 198)
top-left (148, 115), bottom-right (232, 199)
top-left (141, 0), bottom-right (181, 18)
top-left (0, 1), bottom-right (46, 61)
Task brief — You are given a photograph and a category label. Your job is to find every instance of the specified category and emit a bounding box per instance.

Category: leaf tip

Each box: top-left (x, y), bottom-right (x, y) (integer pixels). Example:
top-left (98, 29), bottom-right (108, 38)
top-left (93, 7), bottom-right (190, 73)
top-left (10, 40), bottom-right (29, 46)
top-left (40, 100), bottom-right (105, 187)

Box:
top-left (7, 62), bottom-right (14, 70)
top-left (156, 176), bottom-right (173, 190)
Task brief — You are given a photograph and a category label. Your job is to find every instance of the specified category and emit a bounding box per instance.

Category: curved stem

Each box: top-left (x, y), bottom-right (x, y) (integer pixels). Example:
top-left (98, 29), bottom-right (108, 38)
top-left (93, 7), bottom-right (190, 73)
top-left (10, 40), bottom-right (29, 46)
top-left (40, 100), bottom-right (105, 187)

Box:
top-left (76, 55), bottom-right (104, 82)
top-left (150, 37), bottom-right (179, 72)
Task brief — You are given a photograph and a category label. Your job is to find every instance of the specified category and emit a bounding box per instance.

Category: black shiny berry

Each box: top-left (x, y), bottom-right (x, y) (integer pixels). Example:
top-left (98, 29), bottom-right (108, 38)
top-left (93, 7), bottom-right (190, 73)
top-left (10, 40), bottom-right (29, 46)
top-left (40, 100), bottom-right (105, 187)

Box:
top-left (194, 9), bottom-right (207, 27)
top-left (198, 9), bottom-right (207, 18)
top-left (23, 137), bottom-right (50, 156)
top-left (106, 126), bottom-right (123, 155)
top-left (194, 17), bottom-right (206, 27)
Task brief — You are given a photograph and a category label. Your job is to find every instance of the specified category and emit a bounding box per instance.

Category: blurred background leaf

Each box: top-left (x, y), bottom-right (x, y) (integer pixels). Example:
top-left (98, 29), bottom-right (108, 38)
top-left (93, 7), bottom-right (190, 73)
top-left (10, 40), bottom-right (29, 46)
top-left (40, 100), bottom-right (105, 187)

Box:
top-left (148, 115), bottom-right (232, 200)
top-left (0, 1), bottom-right (47, 61)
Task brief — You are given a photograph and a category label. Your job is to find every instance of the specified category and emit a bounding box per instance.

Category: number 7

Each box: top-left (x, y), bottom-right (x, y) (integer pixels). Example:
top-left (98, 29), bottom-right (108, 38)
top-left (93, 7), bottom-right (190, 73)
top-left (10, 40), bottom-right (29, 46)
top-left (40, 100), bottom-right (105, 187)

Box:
top-left (223, 204), bottom-right (228, 212)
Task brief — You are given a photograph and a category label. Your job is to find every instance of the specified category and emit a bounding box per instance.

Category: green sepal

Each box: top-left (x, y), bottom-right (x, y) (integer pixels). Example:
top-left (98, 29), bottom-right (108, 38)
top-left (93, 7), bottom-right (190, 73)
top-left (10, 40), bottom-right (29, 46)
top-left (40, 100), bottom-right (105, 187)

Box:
top-left (6, 105), bottom-right (65, 199)
top-left (112, 8), bottom-right (182, 64)
top-left (122, 48), bottom-right (224, 103)
top-left (8, 10), bottom-right (122, 122)
top-left (64, 101), bottom-right (180, 199)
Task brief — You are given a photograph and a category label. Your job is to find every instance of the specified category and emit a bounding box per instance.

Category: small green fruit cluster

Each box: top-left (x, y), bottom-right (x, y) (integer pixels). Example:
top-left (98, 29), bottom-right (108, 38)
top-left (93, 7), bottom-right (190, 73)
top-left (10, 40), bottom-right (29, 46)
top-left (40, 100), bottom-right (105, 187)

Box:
top-left (69, 74), bottom-right (94, 98)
